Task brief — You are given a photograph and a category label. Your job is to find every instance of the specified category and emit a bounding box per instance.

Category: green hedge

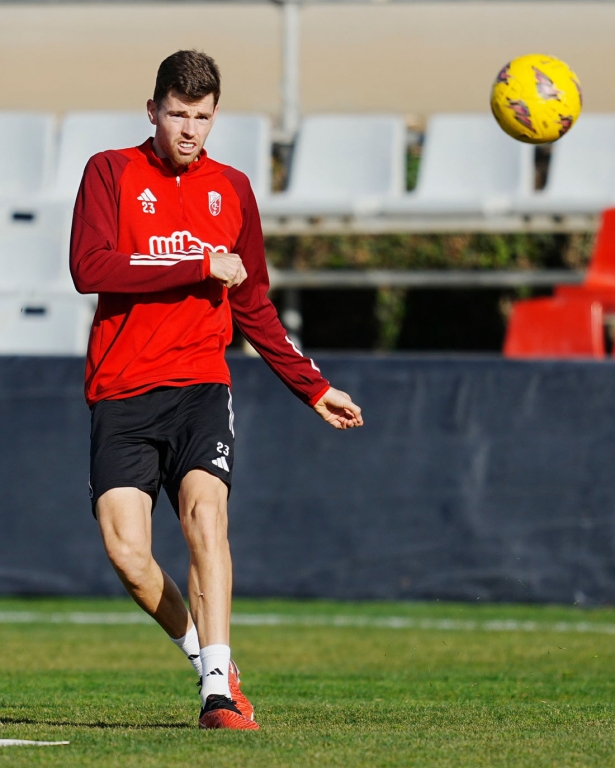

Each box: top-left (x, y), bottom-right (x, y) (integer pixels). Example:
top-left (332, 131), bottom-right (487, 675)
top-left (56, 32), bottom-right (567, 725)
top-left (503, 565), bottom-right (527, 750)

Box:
top-left (265, 232), bottom-right (594, 271)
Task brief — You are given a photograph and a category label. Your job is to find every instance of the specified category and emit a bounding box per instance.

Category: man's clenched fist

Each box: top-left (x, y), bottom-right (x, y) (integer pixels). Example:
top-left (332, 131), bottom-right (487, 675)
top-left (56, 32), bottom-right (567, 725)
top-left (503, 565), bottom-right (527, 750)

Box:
top-left (209, 252), bottom-right (248, 288)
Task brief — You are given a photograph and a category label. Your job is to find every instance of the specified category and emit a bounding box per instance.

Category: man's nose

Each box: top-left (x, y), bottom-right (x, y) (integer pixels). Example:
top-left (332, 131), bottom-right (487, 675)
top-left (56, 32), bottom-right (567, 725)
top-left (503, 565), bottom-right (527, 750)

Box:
top-left (181, 118), bottom-right (197, 136)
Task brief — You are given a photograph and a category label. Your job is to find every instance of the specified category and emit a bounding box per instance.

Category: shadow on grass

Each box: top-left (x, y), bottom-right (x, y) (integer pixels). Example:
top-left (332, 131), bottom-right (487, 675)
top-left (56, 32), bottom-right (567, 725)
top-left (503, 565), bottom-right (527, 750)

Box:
top-left (0, 717), bottom-right (193, 730)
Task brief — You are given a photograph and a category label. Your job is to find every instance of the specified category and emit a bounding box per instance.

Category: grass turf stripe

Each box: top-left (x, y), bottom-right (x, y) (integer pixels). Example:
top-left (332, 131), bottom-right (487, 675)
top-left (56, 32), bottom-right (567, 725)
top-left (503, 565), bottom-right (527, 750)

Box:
top-left (0, 610), bottom-right (615, 635)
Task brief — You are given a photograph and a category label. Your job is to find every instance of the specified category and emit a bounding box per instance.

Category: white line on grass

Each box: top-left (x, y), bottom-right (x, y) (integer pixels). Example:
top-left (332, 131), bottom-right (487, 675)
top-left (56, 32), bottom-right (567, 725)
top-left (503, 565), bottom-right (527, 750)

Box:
top-left (0, 740), bottom-right (70, 747)
top-left (232, 614), bottom-right (615, 635)
top-left (0, 611), bottom-right (615, 635)
top-left (0, 612), bottom-right (155, 625)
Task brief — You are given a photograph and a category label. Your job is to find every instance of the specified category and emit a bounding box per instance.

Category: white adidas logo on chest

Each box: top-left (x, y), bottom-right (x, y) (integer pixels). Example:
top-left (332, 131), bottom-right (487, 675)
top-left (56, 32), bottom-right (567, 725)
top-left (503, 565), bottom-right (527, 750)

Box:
top-left (137, 188), bottom-right (157, 214)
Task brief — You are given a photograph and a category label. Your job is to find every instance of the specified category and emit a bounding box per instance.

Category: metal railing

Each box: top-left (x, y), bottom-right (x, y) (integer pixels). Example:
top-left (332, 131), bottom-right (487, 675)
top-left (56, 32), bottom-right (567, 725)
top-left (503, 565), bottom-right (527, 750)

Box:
top-left (268, 267), bottom-right (585, 290)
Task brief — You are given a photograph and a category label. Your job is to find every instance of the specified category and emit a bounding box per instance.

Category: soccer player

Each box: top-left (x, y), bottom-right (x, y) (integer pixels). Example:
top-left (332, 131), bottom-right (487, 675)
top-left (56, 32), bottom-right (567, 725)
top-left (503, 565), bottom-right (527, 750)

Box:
top-left (70, 50), bottom-right (363, 731)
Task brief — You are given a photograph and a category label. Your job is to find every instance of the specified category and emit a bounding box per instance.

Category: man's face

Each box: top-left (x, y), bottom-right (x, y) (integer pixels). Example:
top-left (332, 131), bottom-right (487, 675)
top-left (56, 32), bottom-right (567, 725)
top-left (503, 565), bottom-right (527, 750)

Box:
top-left (147, 90), bottom-right (218, 169)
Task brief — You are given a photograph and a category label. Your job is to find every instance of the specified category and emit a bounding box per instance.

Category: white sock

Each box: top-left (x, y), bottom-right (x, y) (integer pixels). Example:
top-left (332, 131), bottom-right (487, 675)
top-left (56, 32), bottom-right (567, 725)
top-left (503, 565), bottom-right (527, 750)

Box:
top-left (169, 624), bottom-right (203, 677)
top-left (200, 644), bottom-right (231, 702)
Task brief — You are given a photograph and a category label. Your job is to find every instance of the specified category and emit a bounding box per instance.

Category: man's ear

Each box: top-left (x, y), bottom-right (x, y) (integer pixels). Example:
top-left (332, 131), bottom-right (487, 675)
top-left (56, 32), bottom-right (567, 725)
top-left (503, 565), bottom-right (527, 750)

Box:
top-left (146, 99), bottom-right (158, 126)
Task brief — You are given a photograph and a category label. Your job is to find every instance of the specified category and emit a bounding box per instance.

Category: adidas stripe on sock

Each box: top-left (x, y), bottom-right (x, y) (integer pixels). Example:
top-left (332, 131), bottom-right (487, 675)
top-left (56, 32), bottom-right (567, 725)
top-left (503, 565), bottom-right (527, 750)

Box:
top-left (169, 624), bottom-right (202, 677)
top-left (200, 644), bottom-right (231, 701)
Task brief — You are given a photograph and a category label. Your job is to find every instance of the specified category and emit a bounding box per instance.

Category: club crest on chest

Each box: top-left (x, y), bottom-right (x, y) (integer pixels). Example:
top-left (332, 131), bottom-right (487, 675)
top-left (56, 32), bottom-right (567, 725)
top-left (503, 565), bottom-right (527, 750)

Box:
top-left (209, 191), bottom-right (222, 216)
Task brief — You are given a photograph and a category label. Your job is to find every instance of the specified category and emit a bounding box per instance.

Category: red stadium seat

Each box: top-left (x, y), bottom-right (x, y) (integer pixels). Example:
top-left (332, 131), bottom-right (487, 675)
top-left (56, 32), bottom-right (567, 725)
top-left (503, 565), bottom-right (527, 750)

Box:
top-left (504, 296), bottom-right (605, 358)
top-left (504, 208), bottom-right (615, 358)
top-left (555, 284), bottom-right (615, 311)
top-left (553, 207), bottom-right (615, 304)
top-left (585, 207), bottom-right (615, 288)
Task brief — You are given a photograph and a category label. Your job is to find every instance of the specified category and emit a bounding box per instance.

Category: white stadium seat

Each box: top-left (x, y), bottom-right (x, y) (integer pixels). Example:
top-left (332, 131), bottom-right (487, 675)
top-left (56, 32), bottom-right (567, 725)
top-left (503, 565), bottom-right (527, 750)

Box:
top-left (515, 114), bottom-right (615, 216)
top-left (54, 111), bottom-right (155, 202)
top-left (0, 294), bottom-right (94, 355)
top-left (0, 112), bottom-right (153, 328)
top-left (0, 201), bottom-right (72, 291)
top-left (206, 113), bottom-right (272, 200)
top-left (382, 114), bottom-right (534, 218)
top-left (0, 112), bottom-right (56, 200)
top-left (0, 114), bottom-right (72, 346)
top-left (260, 114), bottom-right (407, 217)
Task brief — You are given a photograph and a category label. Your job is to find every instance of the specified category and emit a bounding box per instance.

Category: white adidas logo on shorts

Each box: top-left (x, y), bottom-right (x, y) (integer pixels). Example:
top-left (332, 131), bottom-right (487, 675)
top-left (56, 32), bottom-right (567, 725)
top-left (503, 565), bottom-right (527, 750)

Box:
top-left (212, 456), bottom-right (230, 472)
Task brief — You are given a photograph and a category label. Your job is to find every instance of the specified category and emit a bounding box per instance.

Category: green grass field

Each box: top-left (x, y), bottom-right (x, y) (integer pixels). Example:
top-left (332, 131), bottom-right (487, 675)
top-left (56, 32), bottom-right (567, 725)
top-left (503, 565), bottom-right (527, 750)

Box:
top-left (0, 597), bottom-right (614, 767)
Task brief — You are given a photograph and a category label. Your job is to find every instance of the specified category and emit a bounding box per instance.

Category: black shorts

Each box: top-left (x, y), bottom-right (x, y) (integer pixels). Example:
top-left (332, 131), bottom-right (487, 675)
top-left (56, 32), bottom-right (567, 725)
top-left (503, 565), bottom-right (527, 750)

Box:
top-left (89, 384), bottom-right (235, 517)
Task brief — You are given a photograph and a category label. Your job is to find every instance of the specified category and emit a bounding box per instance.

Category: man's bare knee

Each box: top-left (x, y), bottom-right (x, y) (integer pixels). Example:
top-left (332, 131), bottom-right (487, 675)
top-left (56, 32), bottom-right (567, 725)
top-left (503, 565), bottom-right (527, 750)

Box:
top-left (97, 486), bottom-right (154, 586)
top-left (179, 471), bottom-right (229, 551)
top-left (105, 535), bottom-right (153, 585)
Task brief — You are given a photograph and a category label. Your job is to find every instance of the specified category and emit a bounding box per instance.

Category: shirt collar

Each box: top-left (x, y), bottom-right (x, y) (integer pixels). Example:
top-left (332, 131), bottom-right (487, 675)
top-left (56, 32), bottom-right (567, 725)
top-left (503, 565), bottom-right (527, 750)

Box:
top-left (139, 137), bottom-right (208, 176)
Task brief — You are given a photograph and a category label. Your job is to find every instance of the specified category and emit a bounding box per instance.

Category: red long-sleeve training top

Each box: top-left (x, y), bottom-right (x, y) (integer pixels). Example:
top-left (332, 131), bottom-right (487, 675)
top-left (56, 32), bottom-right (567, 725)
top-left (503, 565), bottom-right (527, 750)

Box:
top-left (70, 138), bottom-right (329, 407)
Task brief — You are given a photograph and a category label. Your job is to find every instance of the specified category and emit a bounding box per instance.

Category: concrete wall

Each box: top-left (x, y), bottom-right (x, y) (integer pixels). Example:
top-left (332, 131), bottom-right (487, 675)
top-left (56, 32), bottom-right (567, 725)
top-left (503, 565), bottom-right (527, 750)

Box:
top-left (0, 3), bottom-right (614, 123)
top-left (0, 4), bottom-right (282, 114)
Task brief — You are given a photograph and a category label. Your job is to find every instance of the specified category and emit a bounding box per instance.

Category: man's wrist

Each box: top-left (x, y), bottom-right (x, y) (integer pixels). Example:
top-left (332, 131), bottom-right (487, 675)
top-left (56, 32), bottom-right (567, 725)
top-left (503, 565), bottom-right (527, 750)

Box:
top-left (309, 384), bottom-right (330, 407)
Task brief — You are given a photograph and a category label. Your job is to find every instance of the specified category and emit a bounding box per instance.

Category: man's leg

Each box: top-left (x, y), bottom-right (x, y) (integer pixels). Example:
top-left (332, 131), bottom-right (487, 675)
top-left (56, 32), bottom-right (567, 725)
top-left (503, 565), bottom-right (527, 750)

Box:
top-left (97, 487), bottom-right (199, 664)
top-left (178, 469), bottom-right (232, 660)
top-left (178, 469), bottom-right (257, 729)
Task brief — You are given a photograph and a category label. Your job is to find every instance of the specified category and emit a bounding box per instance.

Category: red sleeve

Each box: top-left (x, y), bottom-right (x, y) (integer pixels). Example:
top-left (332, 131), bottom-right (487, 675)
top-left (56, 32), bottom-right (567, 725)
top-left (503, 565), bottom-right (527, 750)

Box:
top-left (224, 168), bottom-right (330, 406)
top-left (70, 151), bottom-right (210, 294)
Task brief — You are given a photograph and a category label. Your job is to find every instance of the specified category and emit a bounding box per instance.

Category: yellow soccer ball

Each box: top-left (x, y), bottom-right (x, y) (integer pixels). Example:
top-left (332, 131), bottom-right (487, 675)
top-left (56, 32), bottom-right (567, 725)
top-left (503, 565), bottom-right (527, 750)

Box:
top-left (490, 54), bottom-right (582, 144)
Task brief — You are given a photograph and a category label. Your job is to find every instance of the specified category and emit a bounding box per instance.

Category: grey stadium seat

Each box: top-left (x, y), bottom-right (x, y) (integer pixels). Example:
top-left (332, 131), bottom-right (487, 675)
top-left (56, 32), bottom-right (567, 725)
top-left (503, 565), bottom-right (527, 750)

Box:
top-left (0, 112), bottom-right (56, 199)
top-left (260, 114), bottom-right (407, 217)
top-left (206, 113), bottom-right (272, 200)
top-left (382, 114), bottom-right (534, 218)
top-left (54, 111), bottom-right (155, 201)
top-left (515, 114), bottom-right (615, 216)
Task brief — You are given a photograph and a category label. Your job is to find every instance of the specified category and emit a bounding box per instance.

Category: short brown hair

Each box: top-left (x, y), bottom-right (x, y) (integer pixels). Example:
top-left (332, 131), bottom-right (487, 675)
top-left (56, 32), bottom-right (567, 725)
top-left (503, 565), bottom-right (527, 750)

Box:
top-left (153, 50), bottom-right (221, 106)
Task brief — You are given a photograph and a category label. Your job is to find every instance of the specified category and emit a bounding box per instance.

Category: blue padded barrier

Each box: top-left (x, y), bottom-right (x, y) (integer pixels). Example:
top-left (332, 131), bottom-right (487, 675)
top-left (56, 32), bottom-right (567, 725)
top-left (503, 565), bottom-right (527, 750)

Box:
top-left (1, 354), bottom-right (615, 604)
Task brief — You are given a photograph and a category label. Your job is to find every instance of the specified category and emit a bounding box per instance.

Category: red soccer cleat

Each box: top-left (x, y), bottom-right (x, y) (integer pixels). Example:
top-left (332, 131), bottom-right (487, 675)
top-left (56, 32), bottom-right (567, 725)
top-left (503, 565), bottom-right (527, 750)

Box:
top-left (198, 694), bottom-right (260, 730)
top-left (197, 660), bottom-right (255, 721)
top-left (228, 659), bottom-right (255, 721)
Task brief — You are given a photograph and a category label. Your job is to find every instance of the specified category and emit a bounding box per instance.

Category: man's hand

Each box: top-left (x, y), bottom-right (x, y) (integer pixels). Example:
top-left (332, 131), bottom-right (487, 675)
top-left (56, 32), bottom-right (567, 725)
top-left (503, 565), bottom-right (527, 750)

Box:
top-left (209, 252), bottom-right (248, 289)
top-left (313, 387), bottom-right (363, 430)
